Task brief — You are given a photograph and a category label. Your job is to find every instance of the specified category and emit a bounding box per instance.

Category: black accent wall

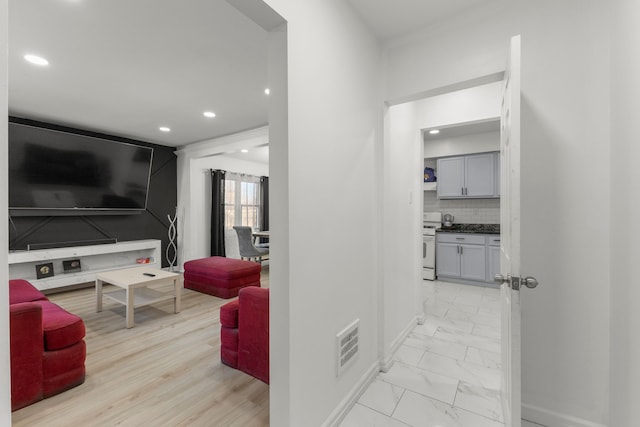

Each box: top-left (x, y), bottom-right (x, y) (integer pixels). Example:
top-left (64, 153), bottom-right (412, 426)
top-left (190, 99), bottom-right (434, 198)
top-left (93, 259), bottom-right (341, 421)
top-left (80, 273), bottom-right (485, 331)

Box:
top-left (8, 117), bottom-right (177, 267)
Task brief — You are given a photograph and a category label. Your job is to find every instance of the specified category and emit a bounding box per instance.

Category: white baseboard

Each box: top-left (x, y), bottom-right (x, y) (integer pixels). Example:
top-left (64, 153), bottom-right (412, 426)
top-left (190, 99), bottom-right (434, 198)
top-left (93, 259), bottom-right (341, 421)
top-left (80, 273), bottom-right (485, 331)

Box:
top-left (380, 315), bottom-right (419, 372)
top-left (522, 403), bottom-right (608, 427)
top-left (322, 362), bottom-right (380, 427)
top-left (380, 353), bottom-right (394, 373)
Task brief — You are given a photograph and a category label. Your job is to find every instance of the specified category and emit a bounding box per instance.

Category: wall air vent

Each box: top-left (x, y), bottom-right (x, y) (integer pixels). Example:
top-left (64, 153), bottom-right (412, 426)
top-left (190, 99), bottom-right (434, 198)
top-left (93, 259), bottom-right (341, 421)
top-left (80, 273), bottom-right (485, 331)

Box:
top-left (336, 319), bottom-right (360, 377)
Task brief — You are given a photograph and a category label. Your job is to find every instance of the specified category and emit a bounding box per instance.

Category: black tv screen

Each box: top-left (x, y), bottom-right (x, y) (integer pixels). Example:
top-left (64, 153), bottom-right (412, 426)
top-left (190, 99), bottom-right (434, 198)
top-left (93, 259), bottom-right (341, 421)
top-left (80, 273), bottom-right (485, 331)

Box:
top-left (9, 122), bottom-right (153, 214)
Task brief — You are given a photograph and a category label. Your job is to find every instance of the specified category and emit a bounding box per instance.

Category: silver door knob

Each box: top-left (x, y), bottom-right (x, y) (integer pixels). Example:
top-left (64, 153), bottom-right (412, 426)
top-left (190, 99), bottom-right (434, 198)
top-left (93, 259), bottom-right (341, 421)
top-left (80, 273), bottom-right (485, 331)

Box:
top-left (495, 273), bottom-right (539, 290)
top-left (494, 273), bottom-right (509, 284)
top-left (523, 276), bottom-right (538, 289)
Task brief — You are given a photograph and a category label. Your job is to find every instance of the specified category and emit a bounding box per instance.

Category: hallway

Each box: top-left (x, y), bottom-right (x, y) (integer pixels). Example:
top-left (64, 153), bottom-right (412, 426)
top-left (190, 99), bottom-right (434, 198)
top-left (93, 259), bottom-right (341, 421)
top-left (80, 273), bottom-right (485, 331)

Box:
top-left (341, 280), bottom-right (505, 427)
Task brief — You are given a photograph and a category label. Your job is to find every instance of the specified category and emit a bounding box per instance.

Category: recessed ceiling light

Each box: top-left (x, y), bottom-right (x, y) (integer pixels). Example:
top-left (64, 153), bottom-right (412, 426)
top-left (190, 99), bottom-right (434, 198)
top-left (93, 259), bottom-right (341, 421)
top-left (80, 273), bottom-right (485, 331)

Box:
top-left (24, 54), bottom-right (49, 66)
top-left (264, 88), bottom-right (270, 95)
top-left (241, 149), bottom-right (249, 153)
top-left (429, 129), bottom-right (440, 135)
top-left (159, 126), bottom-right (171, 132)
top-left (203, 111), bottom-right (216, 118)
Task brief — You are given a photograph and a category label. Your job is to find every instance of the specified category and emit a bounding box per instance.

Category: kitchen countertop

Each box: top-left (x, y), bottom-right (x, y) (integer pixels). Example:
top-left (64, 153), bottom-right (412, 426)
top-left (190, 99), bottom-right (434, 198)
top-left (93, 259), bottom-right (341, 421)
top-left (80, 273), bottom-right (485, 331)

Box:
top-left (437, 223), bottom-right (500, 235)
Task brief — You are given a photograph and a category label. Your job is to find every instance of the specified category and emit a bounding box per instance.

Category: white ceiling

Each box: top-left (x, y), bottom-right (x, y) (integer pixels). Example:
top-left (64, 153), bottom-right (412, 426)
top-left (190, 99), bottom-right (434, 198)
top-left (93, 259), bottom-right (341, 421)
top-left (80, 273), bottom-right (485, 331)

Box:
top-left (9, 0), bottom-right (269, 147)
top-left (219, 144), bottom-right (269, 164)
top-left (8, 0), bottom-right (497, 149)
top-left (423, 119), bottom-right (500, 141)
top-left (346, 0), bottom-right (500, 41)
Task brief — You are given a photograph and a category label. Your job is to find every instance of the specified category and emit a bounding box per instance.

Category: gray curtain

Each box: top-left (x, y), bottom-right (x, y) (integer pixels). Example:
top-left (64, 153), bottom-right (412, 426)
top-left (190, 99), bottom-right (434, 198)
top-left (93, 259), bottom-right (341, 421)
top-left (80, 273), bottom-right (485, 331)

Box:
top-left (211, 169), bottom-right (226, 256)
top-left (260, 176), bottom-right (269, 242)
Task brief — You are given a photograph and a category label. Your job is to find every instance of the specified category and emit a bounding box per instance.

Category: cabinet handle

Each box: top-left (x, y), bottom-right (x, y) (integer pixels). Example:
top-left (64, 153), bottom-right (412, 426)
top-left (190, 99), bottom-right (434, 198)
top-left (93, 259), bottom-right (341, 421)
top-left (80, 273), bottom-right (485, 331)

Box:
top-left (461, 187), bottom-right (464, 195)
top-left (455, 237), bottom-right (465, 240)
top-left (460, 246), bottom-right (463, 255)
top-left (423, 243), bottom-right (426, 258)
top-left (457, 245), bottom-right (460, 254)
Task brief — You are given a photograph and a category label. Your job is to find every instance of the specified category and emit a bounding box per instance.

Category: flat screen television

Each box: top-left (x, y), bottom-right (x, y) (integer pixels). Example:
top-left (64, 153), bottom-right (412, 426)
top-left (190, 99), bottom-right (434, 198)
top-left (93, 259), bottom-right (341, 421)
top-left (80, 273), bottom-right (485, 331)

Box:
top-left (9, 122), bottom-right (154, 215)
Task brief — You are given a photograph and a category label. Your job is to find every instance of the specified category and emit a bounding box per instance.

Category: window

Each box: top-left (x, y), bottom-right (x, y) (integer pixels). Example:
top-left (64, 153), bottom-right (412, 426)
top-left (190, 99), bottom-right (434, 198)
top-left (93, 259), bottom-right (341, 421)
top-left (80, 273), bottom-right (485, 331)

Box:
top-left (224, 173), bottom-right (261, 230)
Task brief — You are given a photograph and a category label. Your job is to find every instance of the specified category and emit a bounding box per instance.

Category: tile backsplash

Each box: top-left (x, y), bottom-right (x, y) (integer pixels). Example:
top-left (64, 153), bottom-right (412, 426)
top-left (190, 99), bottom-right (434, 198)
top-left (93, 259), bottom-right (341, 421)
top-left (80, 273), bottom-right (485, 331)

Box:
top-left (424, 191), bottom-right (500, 224)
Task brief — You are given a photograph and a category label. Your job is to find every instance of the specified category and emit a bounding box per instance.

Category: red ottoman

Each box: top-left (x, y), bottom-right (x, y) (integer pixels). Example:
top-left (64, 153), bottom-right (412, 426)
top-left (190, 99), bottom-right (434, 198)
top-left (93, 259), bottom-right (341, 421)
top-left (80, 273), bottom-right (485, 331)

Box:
top-left (183, 256), bottom-right (261, 299)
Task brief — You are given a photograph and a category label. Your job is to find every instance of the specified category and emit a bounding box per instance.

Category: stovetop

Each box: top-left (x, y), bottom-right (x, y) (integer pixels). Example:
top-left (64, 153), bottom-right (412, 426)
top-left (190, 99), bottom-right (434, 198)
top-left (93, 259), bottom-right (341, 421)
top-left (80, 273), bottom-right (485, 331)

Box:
top-left (437, 223), bottom-right (500, 235)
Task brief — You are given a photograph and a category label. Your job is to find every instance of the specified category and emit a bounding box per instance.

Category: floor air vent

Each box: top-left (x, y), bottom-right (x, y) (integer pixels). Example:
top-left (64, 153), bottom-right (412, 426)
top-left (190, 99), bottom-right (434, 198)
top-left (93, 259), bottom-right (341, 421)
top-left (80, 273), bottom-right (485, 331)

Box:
top-left (336, 319), bottom-right (359, 377)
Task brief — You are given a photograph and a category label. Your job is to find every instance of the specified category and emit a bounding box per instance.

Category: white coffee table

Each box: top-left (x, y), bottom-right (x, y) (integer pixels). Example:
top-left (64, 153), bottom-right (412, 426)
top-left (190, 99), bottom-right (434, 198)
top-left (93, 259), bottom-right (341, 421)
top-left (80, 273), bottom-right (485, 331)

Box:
top-left (96, 266), bottom-right (181, 328)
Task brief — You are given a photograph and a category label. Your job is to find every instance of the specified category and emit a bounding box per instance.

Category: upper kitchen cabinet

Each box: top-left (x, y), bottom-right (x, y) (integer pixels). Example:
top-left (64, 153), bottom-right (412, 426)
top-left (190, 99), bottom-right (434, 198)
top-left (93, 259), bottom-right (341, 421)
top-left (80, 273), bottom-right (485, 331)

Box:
top-left (437, 152), bottom-right (499, 199)
top-left (436, 157), bottom-right (465, 197)
top-left (465, 153), bottom-right (495, 196)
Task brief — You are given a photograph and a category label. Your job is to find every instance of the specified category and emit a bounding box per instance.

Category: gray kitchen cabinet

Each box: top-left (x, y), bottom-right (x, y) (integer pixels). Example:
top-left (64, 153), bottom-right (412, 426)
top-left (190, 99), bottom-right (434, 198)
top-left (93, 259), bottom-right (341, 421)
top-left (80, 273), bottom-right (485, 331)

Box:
top-left (465, 153), bottom-right (495, 197)
top-left (436, 234), bottom-right (486, 282)
top-left (494, 151), bottom-right (501, 197)
top-left (435, 242), bottom-right (460, 277)
top-left (460, 244), bottom-right (486, 281)
top-left (487, 236), bottom-right (501, 283)
top-left (437, 152), bottom-right (498, 199)
top-left (435, 157), bottom-right (465, 198)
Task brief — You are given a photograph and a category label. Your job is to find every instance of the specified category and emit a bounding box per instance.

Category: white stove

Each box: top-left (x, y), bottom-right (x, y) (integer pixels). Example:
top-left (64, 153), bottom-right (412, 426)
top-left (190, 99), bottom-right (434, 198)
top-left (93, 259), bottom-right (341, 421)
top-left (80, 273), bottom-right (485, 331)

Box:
top-left (423, 212), bottom-right (442, 280)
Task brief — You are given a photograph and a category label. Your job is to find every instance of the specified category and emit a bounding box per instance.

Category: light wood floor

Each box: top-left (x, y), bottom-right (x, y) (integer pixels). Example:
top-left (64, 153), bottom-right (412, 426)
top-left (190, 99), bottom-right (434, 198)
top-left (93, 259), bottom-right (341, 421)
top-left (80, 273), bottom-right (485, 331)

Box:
top-left (12, 267), bottom-right (270, 427)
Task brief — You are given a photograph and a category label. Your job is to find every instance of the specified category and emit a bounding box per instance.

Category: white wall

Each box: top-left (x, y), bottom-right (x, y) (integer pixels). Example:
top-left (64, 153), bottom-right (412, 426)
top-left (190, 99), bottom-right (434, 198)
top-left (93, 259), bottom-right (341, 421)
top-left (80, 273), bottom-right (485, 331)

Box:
top-left (0, 0), bottom-right (11, 421)
top-left (385, 2), bottom-right (513, 103)
top-left (424, 130), bottom-right (499, 159)
top-left (261, 1), bottom-right (382, 425)
top-left (175, 126), bottom-right (268, 268)
top-left (410, 82), bottom-right (502, 129)
top-left (610, 0), bottom-right (640, 425)
top-left (383, 102), bottom-right (422, 368)
top-left (265, 21), bottom-right (290, 426)
top-left (385, 3), bottom-right (610, 426)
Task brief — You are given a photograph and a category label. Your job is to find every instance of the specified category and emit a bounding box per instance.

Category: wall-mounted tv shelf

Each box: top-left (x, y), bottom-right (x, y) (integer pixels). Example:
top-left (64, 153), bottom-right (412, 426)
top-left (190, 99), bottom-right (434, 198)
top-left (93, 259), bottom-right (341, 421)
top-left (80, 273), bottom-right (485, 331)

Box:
top-left (8, 239), bottom-right (161, 291)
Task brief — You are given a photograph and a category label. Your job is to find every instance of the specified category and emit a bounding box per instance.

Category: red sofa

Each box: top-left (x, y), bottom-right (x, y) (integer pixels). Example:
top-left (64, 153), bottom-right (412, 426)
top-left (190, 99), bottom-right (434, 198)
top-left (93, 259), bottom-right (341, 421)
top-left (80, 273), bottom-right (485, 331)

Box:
top-left (220, 287), bottom-right (269, 383)
top-left (9, 279), bottom-right (86, 411)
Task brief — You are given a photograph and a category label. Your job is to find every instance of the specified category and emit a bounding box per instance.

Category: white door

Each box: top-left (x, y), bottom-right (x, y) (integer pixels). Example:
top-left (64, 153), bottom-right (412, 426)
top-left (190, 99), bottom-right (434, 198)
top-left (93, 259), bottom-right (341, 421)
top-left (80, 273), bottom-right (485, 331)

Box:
top-left (498, 34), bottom-right (538, 427)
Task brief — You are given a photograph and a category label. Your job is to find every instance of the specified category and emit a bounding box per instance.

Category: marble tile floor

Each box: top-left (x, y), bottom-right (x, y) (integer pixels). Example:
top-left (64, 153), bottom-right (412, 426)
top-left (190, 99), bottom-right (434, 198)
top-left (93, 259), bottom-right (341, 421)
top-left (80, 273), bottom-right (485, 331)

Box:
top-left (340, 280), bottom-right (506, 427)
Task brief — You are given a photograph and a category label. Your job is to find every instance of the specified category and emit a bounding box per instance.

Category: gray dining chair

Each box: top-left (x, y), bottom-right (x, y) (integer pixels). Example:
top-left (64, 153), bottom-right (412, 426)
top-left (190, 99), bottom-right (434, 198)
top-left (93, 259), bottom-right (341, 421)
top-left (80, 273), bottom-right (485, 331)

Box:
top-left (233, 226), bottom-right (269, 263)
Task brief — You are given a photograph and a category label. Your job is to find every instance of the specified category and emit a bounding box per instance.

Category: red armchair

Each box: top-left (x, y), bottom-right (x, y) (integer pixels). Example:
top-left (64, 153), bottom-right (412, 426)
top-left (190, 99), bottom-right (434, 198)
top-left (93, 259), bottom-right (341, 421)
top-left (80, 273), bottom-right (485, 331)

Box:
top-left (220, 287), bottom-right (269, 383)
top-left (9, 279), bottom-right (86, 411)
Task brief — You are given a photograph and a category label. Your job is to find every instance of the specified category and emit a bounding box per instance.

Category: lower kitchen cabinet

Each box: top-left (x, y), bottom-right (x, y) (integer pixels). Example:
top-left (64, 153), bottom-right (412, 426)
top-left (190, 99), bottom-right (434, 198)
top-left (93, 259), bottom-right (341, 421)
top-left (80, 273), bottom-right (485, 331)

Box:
top-left (436, 234), bottom-right (486, 282)
top-left (487, 236), bottom-right (501, 283)
top-left (460, 244), bottom-right (486, 281)
top-left (436, 243), bottom-right (461, 277)
top-left (436, 233), bottom-right (499, 286)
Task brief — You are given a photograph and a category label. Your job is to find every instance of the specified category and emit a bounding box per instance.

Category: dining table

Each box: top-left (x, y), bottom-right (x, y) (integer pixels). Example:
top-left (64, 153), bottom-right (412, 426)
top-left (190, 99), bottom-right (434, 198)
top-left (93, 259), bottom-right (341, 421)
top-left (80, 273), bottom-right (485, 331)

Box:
top-left (252, 230), bottom-right (270, 245)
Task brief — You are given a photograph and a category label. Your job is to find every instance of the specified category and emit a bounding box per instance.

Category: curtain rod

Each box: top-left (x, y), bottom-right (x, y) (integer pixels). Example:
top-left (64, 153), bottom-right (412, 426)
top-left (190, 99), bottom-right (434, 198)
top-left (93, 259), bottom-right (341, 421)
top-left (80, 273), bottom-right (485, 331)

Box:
top-left (208, 169), bottom-right (267, 180)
